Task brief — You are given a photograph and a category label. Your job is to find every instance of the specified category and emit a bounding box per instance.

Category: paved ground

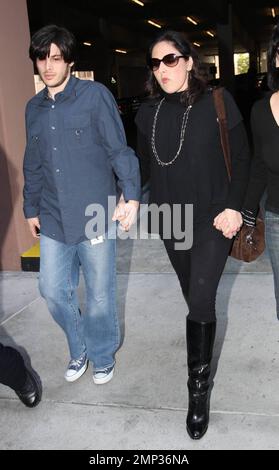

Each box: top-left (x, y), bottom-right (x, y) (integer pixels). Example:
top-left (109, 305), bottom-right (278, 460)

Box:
top-left (0, 237), bottom-right (278, 450)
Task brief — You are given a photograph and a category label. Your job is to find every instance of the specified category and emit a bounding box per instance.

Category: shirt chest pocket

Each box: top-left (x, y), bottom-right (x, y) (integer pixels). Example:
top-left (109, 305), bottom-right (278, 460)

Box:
top-left (64, 113), bottom-right (93, 149)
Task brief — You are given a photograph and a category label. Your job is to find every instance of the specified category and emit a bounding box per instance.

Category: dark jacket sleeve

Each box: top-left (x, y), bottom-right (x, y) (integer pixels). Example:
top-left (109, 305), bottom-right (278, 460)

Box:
top-left (23, 104), bottom-right (43, 218)
top-left (219, 90), bottom-right (251, 211)
top-left (135, 104), bottom-right (151, 187)
top-left (136, 128), bottom-right (150, 187)
top-left (242, 106), bottom-right (268, 215)
top-left (95, 85), bottom-right (141, 201)
top-left (225, 120), bottom-right (251, 211)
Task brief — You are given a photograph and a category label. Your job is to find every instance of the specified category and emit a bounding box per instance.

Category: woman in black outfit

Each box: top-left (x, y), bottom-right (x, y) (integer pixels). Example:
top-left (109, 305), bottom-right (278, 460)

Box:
top-left (135, 30), bottom-right (250, 439)
top-left (242, 23), bottom-right (279, 320)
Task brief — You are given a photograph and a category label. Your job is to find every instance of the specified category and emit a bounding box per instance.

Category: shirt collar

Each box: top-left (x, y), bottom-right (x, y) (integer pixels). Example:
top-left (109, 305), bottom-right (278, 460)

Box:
top-left (42, 74), bottom-right (78, 101)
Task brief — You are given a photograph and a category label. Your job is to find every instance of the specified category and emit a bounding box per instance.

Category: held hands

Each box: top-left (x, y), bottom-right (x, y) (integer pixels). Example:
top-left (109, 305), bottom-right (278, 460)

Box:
top-left (213, 209), bottom-right (243, 239)
top-left (112, 195), bottom-right (139, 231)
top-left (27, 217), bottom-right (40, 238)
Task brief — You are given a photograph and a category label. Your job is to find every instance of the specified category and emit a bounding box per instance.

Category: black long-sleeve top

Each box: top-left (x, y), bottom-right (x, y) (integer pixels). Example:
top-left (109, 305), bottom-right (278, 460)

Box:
top-left (135, 89), bottom-right (250, 225)
top-left (244, 95), bottom-right (279, 216)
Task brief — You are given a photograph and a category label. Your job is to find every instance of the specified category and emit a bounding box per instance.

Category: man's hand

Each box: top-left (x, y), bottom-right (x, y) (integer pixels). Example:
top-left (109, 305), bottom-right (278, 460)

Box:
top-left (112, 198), bottom-right (139, 231)
top-left (213, 209), bottom-right (243, 239)
top-left (112, 195), bottom-right (126, 224)
top-left (27, 217), bottom-right (40, 238)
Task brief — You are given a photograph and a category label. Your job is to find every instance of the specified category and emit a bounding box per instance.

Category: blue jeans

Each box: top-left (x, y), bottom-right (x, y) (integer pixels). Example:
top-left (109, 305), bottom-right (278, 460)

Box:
top-left (265, 210), bottom-right (279, 319)
top-left (39, 229), bottom-right (120, 370)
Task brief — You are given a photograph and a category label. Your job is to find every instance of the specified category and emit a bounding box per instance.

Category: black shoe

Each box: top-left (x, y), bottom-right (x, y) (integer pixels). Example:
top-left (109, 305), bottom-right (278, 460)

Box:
top-left (14, 368), bottom-right (41, 408)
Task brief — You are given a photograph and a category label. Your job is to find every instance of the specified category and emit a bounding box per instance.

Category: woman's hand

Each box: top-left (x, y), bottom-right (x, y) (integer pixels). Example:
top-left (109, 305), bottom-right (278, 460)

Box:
top-left (117, 200), bottom-right (139, 231)
top-left (112, 195), bottom-right (139, 231)
top-left (213, 209), bottom-right (243, 239)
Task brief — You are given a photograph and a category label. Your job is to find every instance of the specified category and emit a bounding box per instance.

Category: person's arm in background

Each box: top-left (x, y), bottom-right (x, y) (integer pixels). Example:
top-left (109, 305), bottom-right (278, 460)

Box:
top-left (136, 127), bottom-right (151, 188)
top-left (134, 103), bottom-right (151, 188)
top-left (241, 106), bottom-right (268, 226)
top-left (115, 124), bottom-right (151, 231)
top-left (214, 120), bottom-right (251, 238)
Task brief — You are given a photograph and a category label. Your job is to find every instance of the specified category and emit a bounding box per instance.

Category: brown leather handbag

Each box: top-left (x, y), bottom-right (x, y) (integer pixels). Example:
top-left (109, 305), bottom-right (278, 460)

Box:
top-left (213, 87), bottom-right (265, 262)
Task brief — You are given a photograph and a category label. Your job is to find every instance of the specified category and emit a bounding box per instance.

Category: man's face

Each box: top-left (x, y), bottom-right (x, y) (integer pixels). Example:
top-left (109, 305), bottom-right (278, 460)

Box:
top-left (36, 43), bottom-right (73, 92)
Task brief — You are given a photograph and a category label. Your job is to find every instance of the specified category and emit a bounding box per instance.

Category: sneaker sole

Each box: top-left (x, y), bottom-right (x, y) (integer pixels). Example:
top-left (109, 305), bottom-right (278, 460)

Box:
top-left (64, 361), bottom-right (88, 383)
top-left (93, 369), bottom-right (114, 385)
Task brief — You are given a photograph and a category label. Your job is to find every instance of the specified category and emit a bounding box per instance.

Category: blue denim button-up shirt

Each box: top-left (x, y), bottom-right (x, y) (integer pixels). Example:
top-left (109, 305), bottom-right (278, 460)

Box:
top-left (23, 76), bottom-right (141, 244)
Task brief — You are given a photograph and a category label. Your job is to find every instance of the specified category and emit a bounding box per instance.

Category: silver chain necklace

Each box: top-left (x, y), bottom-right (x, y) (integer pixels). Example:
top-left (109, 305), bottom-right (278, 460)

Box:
top-left (151, 97), bottom-right (192, 167)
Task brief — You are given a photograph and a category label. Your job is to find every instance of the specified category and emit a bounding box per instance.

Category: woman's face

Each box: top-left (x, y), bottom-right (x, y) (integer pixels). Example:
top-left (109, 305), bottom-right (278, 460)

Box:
top-left (151, 40), bottom-right (193, 94)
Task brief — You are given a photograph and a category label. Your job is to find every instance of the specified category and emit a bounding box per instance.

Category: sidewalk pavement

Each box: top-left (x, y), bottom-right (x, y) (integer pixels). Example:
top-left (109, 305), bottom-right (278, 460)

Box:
top-left (0, 236), bottom-right (278, 450)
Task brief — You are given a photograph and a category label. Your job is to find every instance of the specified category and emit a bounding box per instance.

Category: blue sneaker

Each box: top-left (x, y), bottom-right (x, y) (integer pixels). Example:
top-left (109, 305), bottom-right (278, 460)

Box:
top-left (64, 353), bottom-right (88, 382)
top-left (93, 365), bottom-right (114, 385)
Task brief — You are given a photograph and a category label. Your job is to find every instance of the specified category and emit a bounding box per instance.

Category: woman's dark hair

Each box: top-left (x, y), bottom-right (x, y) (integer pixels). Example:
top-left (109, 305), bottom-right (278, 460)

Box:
top-left (146, 30), bottom-right (207, 105)
top-left (29, 25), bottom-right (77, 64)
top-left (267, 22), bottom-right (279, 91)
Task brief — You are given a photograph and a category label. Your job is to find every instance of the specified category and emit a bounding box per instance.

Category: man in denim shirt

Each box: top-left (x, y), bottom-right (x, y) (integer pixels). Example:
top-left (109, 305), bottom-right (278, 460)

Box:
top-left (23, 25), bottom-right (140, 385)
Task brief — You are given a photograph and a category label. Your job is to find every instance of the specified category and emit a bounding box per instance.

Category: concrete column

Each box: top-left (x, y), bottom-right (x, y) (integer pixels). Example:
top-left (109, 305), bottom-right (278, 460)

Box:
top-left (0, 0), bottom-right (35, 270)
top-left (217, 4), bottom-right (235, 94)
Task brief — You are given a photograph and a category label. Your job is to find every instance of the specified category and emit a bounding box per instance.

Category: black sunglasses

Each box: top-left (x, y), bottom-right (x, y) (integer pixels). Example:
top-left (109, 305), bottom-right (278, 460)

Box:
top-left (148, 53), bottom-right (188, 71)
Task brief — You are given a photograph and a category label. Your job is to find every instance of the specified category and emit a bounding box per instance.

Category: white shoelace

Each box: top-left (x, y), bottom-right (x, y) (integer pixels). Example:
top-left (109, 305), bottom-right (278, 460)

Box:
top-left (69, 357), bottom-right (84, 368)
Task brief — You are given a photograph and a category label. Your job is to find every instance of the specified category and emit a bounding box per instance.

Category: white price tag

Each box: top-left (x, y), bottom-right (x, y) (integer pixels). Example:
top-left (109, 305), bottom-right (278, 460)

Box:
top-left (90, 235), bottom-right (104, 245)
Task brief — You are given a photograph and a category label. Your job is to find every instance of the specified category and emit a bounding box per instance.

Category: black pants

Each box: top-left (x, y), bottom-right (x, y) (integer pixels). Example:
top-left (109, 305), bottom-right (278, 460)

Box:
top-left (164, 224), bottom-right (232, 323)
top-left (0, 343), bottom-right (27, 391)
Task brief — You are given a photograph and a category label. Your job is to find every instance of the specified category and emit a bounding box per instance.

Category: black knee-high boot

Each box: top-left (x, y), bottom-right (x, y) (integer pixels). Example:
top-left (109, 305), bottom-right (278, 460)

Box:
top-left (186, 318), bottom-right (216, 440)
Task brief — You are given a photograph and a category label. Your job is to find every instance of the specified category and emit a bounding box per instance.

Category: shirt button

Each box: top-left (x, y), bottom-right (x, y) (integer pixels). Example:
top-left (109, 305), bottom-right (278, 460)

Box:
top-left (53, 147), bottom-right (57, 151)
top-left (56, 169), bottom-right (60, 173)
top-left (51, 126), bottom-right (56, 130)
top-left (51, 105), bottom-right (55, 109)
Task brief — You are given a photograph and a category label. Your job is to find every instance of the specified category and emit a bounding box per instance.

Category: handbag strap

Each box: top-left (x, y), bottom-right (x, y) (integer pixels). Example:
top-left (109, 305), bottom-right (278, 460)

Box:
top-left (212, 87), bottom-right (232, 182)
